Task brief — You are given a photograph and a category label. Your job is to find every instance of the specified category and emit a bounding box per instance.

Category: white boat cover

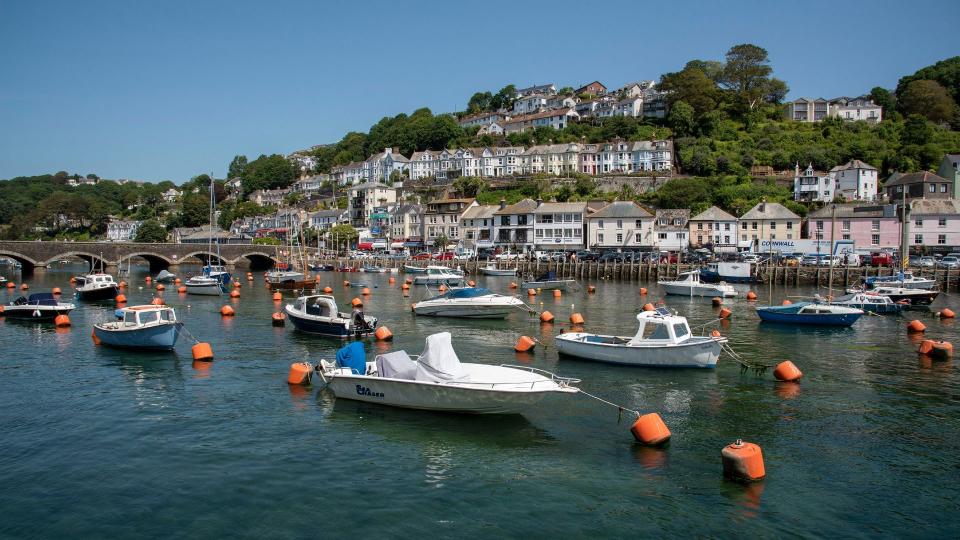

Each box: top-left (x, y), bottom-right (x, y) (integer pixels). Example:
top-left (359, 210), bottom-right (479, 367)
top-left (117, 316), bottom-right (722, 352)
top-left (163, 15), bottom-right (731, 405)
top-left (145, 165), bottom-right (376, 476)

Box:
top-left (415, 332), bottom-right (469, 383)
top-left (376, 351), bottom-right (417, 380)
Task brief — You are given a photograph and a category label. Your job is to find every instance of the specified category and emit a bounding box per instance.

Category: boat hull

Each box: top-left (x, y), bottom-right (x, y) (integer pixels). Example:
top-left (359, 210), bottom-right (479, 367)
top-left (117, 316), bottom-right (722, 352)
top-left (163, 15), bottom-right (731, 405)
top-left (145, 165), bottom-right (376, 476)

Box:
top-left (699, 269), bottom-right (755, 284)
top-left (413, 276), bottom-right (464, 285)
top-left (93, 322), bottom-right (182, 350)
top-left (830, 301), bottom-right (902, 314)
top-left (520, 280), bottom-right (574, 291)
top-left (481, 267), bottom-right (517, 276)
top-left (555, 334), bottom-right (721, 368)
top-left (285, 309), bottom-right (377, 338)
top-left (661, 283), bottom-right (736, 297)
top-left (877, 291), bottom-right (939, 306)
top-left (2, 306), bottom-right (73, 321)
top-left (403, 266), bottom-right (427, 274)
top-left (413, 302), bottom-right (519, 319)
top-left (185, 283), bottom-right (224, 296)
top-left (76, 285), bottom-right (119, 301)
top-left (756, 309), bottom-right (862, 326)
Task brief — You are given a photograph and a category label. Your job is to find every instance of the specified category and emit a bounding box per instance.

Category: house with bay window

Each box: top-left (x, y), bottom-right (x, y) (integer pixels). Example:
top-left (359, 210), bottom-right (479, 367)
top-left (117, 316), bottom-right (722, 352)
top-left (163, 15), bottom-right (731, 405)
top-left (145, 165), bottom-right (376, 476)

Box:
top-left (493, 198), bottom-right (537, 253)
top-left (533, 201), bottom-right (588, 251)
top-left (423, 198), bottom-right (477, 247)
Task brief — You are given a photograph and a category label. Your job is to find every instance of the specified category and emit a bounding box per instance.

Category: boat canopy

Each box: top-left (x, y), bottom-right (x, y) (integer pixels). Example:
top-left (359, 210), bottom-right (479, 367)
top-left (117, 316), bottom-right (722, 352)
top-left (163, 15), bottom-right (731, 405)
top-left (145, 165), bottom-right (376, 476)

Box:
top-left (375, 350), bottom-right (418, 380)
top-left (536, 271), bottom-right (557, 281)
top-left (27, 293), bottom-right (59, 306)
top-left (437, 287), bottom-right (493, 299)
top-left (415, 332), bottom-right (469, 383)
top-left (629, 308), bottom-right (692, 345)
top-left (297, 295), bottom-right (340, 317)
top-left (336, 341), bottom-right (367, 375)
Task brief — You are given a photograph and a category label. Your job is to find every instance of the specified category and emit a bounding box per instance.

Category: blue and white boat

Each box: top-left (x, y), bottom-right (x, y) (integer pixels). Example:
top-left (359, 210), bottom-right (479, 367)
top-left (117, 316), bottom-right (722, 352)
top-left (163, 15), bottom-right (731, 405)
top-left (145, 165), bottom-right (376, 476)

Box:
top-left (4, 293), bottom-right (75, 321)
top-left (202, 264), bottom-right (232, 286)
top-left (93, 305), bottom-right (183, 350)
top-left (863, 271), bottom-right (934, 290)
top-left (284, 294), bottom-right (378, 338)
top-left (699, 262), bottom-right (755, 284)
top-left (756, 302), bottom-right (863, 326)
top-left (827, 291), bottom-right (903, 314)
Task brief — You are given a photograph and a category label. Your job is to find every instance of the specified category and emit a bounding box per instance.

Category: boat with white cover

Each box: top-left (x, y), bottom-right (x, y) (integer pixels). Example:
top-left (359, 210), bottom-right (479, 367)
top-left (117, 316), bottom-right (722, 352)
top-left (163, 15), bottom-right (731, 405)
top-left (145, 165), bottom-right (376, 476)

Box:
top-left (480, 263), bottom-right (517, 277)
top-left (520, 271), bottom-right (577, 291)
top-left (866, 285), bottom-right (939, 306)
top-left (555, 308), bottom-right (725, 368)
top-left (284, 294), bottom-right (378, 337)
top-left (317, 333), bottom-right (580, 414)
top-left (659, 270), bottom-right (737, 298)
top-left (403, 265), bottom-right (427, 274)
top-left (412, 266), bottom-right (465, 285)
top-left (155, 270), bottom-right (177, 283)
top-left (825, 291), bottom-right (902, 314)
top-left (93, 305), bottom-right (183, 350)
top-left (74, 273), bottom-right (120, 301)
top-left (412, 287), bottom-right (530, 318)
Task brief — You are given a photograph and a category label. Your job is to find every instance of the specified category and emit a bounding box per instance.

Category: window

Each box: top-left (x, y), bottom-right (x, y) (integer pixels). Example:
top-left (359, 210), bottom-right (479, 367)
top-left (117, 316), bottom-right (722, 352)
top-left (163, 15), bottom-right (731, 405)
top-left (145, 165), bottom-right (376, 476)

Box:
top-left (929, 184), bottom-right (936, 193)
top-left (635, 233), bottom-right (642, 243)
top-left (554, 229), bottom-right (562, 238)
top-left (872, 219), bottom-right (880, 231)
top-left (697, 222), bottom-right (704, 230)
top-left (517, 216), bottom-right (528, 226)
top-left (842, 234), bottom-right (850, 240)
top-left (770, 221), bottom-right (777, 229)
top-left (616, 220), bottom-right (623, 229)
top-left (751, 222), bottom-right (758, 230)
top-left (724, 235), bottom-right (730, 244)
top-left (939, 234), bottom-right (947, 245)
top-left (742, 234), bottom-right (747, 241)
top-left (564, 229), bottom-right (572, 238)
top-left (598, 220), bottom-right (604, 228)
top-left (673, 219), bottom-right (682, 226)
top-left (786, 222), bottom-right (793, 230)
top-left (871, 234), bottom-right (879, 246)
top-left (942, 184), bottom-right (948, 193)
top-left (939, 218), bottom-right (947, 227)
top-left (539, 214), bottom-right (553, 224)
top-left (915, 234), bottom-right (923, 244)
top-left (658, 233), bottom-right (667, 240)
top-left (658, 218), bottom-right (666, 226)
top-left (896, 186), bottom-right (903, 193)
top-left (842, 220), bottom-right (850, 231)
top-left (677, 232), bottom-right (686, 239)
top-left (536, 229), bottom-right (543, 238)
top-left (724, 223), bottom-right (730, 231)
top-left (574, 229), bottom-right (581, 237)
top-left (816, 221), bottom-right (824, 231)
top-left (616, 233), bottom-right (623, 243)
top-left (635, 219), bottom-right (643, 228)
top-left (915, 218), bottom-right (923, 227)
top-left (741, 222), bottom-right (747, 230)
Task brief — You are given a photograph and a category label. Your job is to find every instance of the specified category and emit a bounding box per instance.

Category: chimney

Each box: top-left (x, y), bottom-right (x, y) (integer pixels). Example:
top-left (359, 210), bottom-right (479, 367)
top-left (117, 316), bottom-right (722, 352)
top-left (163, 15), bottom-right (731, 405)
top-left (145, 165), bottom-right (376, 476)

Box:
top-left (536, 198), bottom-right (543, 207)
top-left (760, 198), bottom-right (766, 213)
top-left (499, 199), bottom-right (507, 210)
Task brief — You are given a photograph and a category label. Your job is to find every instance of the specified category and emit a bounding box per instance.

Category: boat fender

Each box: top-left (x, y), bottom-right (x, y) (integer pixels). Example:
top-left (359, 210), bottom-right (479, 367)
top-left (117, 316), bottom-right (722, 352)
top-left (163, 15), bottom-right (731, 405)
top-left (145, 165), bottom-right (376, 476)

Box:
top-left (642, 303), bottom-right (655, 312)
top-left (287, 362), bottom-right (313, 385)
top-left (711, 330), bottom-right (721, 338)
top-left (630, 413), bottom-right (671, 446)
top-left (467, 280), bottom-right (475, 287)
top-left (722, 440), bottom-right (765, 482)
top-left (91, 329), bottom-right (101, 345)
top-left (773, 360), bottom-right (802, 382)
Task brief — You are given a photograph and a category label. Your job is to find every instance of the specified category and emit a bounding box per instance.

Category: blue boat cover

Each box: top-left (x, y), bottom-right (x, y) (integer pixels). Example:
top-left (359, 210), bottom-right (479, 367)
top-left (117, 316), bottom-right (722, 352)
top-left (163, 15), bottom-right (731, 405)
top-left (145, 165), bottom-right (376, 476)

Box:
top-left (27, 293), bottom-right (59, 306)
top-left (335, 341), bottom-right (367, 375)
top-left (439, 287), bottom-right (491, 299)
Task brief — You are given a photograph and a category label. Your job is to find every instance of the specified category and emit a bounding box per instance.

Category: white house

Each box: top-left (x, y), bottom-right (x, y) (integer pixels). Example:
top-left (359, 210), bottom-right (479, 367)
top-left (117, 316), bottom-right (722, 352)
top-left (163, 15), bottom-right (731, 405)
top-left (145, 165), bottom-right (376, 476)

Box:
top-left (307, 209), bottom-right (347, 231)
top-left (653, 209), bottom-right (690, 252)
top-left (909, 199), bottom-right (960, 252)
top-left (515, 83), bottom-right (556, 97)
top-left (688, 206), bottom-right (738, 252)
top-left (586, 201), bottom-right (654, 251)
top-left (423, 198), bottom-right (477, 247)
top-left (347, 182), bottom-right (397, 228)
top-left (493, 198), bottom-right (537, 253)
top-left (388, 203), bottom-right (424, 248)
top-left (513, 94), bottom-right (549, 115)
top-left (161, 188), bottom-right (182, 203)
top-left (363, 147), bottom-right (409, 184)
top-left (458, 111), bottom-right (509, 128)
top-left (830, 159), bottom-right (879, 201)
top-left (533, 201), bottom-right (587, 251)
top-left (830, 96), bottom-right (883, 124)
top-left (503, 108), bottom-right (579, 134)
top-left (615, 97), bottom-right (644, 117)
top-left (793, 164), bottom-right (834, 203)
top-left (478, 122), bottom-right (504, 136)
top-left (459, 204), bottom-right (498, 251)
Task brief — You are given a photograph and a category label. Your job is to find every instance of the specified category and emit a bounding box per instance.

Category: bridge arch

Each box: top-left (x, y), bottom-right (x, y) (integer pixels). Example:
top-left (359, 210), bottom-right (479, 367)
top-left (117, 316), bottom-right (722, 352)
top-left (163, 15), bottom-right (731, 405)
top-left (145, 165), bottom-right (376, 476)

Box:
top-left (0, 250), bottom-right (40, 273)
top-left (182, 251), bottom-right (228, 267)
top-left (43, 251), bottom-right (110, 273)
top-left (119, 252), bottom-right (175, 273)
top-left (232, 251), bottom-right (279, 271)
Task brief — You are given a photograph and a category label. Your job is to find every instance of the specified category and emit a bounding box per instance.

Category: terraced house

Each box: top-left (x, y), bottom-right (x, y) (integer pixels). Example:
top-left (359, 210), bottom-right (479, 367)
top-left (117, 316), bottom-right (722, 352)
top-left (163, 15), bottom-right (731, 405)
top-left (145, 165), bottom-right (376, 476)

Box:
top-left (493, 198), bottom-right (537, 253)
top-left (585, 201), bottom-right (654, 251)
top-left (423, 198), bottom-right (477, 247)
top-left (688, 206), bottom-right (738, 252)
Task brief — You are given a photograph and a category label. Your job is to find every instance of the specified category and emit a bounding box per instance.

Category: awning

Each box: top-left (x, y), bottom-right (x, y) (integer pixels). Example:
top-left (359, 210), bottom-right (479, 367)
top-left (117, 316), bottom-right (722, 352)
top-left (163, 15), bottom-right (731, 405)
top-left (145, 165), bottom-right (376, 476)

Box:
top-left (357, 242), bottom-right (374, 250)
top-left (369, 213), bottom-right (392, 219)
top-left (403, 241), bottom-right (422, 247)
top-left (390, 242), bottom-right (405, 249)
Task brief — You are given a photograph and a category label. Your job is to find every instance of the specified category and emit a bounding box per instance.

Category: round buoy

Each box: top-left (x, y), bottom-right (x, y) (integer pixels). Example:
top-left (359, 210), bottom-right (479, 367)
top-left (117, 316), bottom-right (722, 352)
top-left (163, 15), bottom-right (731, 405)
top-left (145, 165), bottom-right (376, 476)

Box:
top-left (323, 286), bottom-right (333, 293)
top-left (401, 283), bottom-right (410, 291)
top-left (773, 360), bottom-right (803, 382)
top-left (711, 330), bottom-right (722, 338)
top-left (514, 335), bottom-right (536, 352)
top-left (940, 308), bottom-right (955, 319)
top-left (361, 287), bottom-right (371, 296)
top-left (272, 292), bottom-right (282, 301)
top-left (6, 282), bottom-right (15, 289)
top-left (247, 275), bottom-right (254, 281)
top-left (719, 307), bottom-right (732, 320)
top-left (438, 285), bottom-right (447, 293)
top-left (287, 362), bottom-right (313, 385)
top-left (569, 313), bottom-right (584, 325)
top-left (907, 320), bottom-right (926, 333)
top-left (405, 277), bottom-right (413, 285)
top-left (54, 314), bottom-right (71, 327)
top-left (712, 297), bottom-right (722, 306)
top-left (156, 284), bottom-right (165, 291)
top-left (52, 287), bottom-right (62, 295)
top-left (229, 289), bottom-right (240, 298)
top-left (220, 305), bottom-right (235, 316)
top-left (509, 282), bottom-right (518, 289)
top-left (351, 297), bottom-right (362, 307)
top-left (539, 311), bottom-right (554, 323)
top-left (553, 289), bottom-right (562, 298)
top-left (115, 294), bottom-right (127, 304)
top-left (468, 280), bottom-right (476, 287)
top-left (175, 278), bottom-right (182, 285)
top-left (70, 277), bottom-right (77, 284)
top-left (919, 339), bottom-right (953, 359)
top-left (374, 326), bottom-right (393, 341)
top-left (233, 281), bottom-right (241, 288)
top-left (746, 291), bottom-right (757, 301)
top-left (781, 299), bottom-right (792, 306)
top-left (192, 342), bottom-right (214, 361)
top-left (388, 276), bottom-right (395, 284)
top-left (151, 297), bottom-right (164, 306)
top-left (527, 288), bottom-right (536, 296)
top-left (722, 440), bottom-right (766, 482)
top-left (640, 287), bottom-right (648, 295)
top-left (271, 312), bottom-right (286, 326)
top-left (0, 306), bottom-right (4, 315)
top-left (91, 329), bottom-right (101, 345)
top-left (343, 280), bottom-right (350, 286)
top-left (587, 285), bottom-right (596, 293)
top-left (178, 286), bottom-right (187, 293)
top-left (145, 276), bottom-right (152, 283)
top-left (630, 413), bottom-right (671, 446)
top-left (642, 303), bottom-right (655, 312)
top-left (20, 283), bottom-right (29, 290)
top-left (118, 281), bottom-right (126, 288)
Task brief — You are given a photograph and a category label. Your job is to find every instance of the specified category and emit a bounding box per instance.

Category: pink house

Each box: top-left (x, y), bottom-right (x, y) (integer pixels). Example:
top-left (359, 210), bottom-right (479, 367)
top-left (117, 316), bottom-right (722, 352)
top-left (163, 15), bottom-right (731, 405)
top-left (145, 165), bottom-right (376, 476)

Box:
top-left (805, 204), bottom-right (900, 249)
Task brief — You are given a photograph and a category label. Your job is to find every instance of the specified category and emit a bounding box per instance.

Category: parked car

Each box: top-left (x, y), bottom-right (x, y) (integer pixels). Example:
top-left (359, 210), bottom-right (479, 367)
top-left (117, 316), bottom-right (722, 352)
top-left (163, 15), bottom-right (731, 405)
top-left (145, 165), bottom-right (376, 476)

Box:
top-left (740, 253), bottom-right (760, 264)
top-left (410, 252), bottom-right (432, 260)
top-left (871, 252), bottom-right (895, 267)
top-left (597, 252), bottom-right (624, 263)
top-left (840, 253), bottom-right (862, 266)
top-left (495, 251), bottom-right (520, 261)
top-left (432, 252), bottom-right (455, 261)
top-left (917, 256), bottom-right (936, 268)
top-left (573, 250), bottom-right (600, 261)
top-left (937, 256), bottom-right (959, 269)
top-left (800, 254), bottom-right (820, 266)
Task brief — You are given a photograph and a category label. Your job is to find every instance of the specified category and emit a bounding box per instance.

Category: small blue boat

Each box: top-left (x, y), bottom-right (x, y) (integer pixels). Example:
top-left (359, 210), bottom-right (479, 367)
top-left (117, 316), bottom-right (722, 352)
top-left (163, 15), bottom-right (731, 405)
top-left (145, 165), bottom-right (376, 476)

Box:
top-left (756, 302), bottom-right (863, 326)
top-left (93, 305), bottom-right (183, 350)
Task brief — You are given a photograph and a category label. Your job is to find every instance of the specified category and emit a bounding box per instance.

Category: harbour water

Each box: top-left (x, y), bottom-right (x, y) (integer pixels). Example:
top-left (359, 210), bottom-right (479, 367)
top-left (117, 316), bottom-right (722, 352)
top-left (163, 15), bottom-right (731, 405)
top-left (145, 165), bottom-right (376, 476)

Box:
top-left (1, 264), bottom-right (958, 537)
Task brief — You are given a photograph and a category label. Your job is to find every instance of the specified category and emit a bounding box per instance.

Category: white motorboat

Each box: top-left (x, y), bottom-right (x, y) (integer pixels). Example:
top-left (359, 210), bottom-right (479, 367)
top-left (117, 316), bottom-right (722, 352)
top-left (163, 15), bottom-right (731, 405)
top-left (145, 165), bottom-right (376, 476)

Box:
top-left (184, 275), bottom-right (225, 296)
top-left (93, 305), bottom-right (183, 350)
top-left (4, 293), bottom-right (75, 322)
top-left (403, 265), bottom-right (427, 274)
top-left (412, 266), bottom-right (465, 285)
top-left (317, 332), bottom-right (580, 414)
top-left (74, 273), bottom-right (120, 301)
top-left (863, 271), bottom-right (935, 290)
top-left (480, 263), bottom-right (517, 277)
top-left (825, 291), bottom-right (903, 314)
top-left (659, 270), bottom-right (737, 298)
top-left (863, 285), bottom-right (939, 306)
top-left (284, 294), bottom-right (378, 337)
top-left (520, 270), bottom-right (577, 291)
top-left (412, 287), bottom-right (530, 318)
top-left (555, 308), bottom-right (725, 368)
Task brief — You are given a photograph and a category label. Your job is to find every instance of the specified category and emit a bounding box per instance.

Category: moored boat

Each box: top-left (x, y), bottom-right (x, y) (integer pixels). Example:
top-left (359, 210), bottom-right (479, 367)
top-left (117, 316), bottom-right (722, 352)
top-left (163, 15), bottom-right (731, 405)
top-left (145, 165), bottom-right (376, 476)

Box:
top-left (403, 265), bottom-right (427, 274)
top-left (480, 263), bottom-right (517, 277)
top-left (284, 294), bottom-right (378, 338)
top-left (412, 266), bottom-right (465, 285)
top-left (659, 270), bottom-right (737, 298)
top-left (4, 293), bottom-right (75, 321)
top-left (362, 265), bottom-right (387, 273)
top-left (863, 271), bottom-right (935, 290)
top-left (827, 291), bottom-right (903, 314)
top-left (74, 273), bottom-right (120, 301)
top-left (93, 305), bottom-right (183, 350)
top-left (555, 308), bottom-right (725, 368)
top-left (756, 302), bottom-right (863, 326)
top-left (316, 333), bottom-right (580, 414)
top-left (184, 274), bottom-right (225, 296)
top-left (412, 287), bottom-right (530, 319)
top-left (520, 271), bottom-right (576, 291)
top-left (155, 270), bottom-right (177, 283)
top-left (867, 285), bottom-right (939, 306)
top-left (699, 262), bottom-right (755, 284)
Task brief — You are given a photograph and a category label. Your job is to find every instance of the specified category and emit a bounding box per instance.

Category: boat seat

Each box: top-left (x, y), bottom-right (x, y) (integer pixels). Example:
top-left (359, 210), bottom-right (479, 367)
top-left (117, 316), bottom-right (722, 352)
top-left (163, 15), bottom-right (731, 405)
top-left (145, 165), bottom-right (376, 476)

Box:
top-left (375, 351), bottom-right (417, 380)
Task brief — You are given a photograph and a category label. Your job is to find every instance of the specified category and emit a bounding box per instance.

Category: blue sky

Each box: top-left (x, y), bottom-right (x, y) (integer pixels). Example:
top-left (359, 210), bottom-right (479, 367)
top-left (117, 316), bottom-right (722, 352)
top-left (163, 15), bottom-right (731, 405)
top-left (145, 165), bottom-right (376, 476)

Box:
top-left (0, 0), bottom-right (954, 183)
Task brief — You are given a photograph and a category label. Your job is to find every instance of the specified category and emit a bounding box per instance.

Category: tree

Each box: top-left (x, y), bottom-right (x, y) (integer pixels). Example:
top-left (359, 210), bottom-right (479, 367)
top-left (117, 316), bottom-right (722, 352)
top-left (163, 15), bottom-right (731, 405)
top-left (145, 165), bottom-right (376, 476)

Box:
top-left (179, 193), bottom-right (209, 227)
top-left (869, 87), bottom-right (896, 113)
top-left (896, 56), bottom-right (960, 109)
top-left (718, 43), bottom-right (788, 113)
top-left (326, 224), bottom-right (358, 251)
top-left (467, 91), bottom-right (493, 113)
top-left (228, 155), bottom-right (248, 179)
top-left (434, 233), bottom-right (449, 252)
top-left (453, 176), bottom-right (485, 197)
top-left (668, 100), bottom-right (697, 137)
top-left (240, 154), bottom-right (296, 195)
top-left (660, 66), bottom-right (721, 115)
top-left (897, 80), bottom-right (958, 124)
top-left (134, 219), bottom-right (168, 242)
top-left (574, 176), bottom-right (596, 197)
top-left (489, 84), bottom-right (516, 111)
top-left (902, 114), bottom-right (934, 146)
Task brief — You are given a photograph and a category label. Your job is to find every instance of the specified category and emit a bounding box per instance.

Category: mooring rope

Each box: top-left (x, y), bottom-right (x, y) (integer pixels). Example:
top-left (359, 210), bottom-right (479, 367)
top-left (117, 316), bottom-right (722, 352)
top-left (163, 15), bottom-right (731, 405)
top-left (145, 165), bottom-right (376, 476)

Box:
top-left (576, 387), bottom-right (641, 421)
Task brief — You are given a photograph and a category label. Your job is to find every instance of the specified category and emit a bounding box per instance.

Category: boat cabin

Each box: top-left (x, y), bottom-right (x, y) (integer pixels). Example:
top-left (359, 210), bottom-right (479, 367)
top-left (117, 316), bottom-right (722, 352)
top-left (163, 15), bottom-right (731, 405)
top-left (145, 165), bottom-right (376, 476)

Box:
top-left (293, 295), bottom-right (343, 318)
top-left (629, 308), bottom-right (693, 345)
top-left (119, 306), bottom-right (177, 326)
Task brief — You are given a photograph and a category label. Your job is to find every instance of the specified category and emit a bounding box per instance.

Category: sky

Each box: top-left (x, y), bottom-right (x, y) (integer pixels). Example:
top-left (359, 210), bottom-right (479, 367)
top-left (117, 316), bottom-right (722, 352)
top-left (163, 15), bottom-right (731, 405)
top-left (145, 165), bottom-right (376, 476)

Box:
top-left (0, 0), bottom-right (955, 184)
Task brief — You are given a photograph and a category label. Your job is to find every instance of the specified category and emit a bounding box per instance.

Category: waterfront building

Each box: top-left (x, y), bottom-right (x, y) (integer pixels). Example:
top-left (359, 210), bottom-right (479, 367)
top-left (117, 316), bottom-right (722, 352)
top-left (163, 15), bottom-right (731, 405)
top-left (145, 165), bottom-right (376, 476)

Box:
top-left (423, 198), bottom-right (477, 247)
top-left (363, 147), bottom-right (409, 184)
top-left (347, 182), bottom-right (397, 228)
top-left (935, 154), bottom-right (960, 199)
top-left (805, 204), bottom-right (899, 248)
top-left (172, 225), bottom-right (248, 244)
top-left (793, 164), bottom-right (834, 203)
top-left (388, 203), bottom-right (424, 249)
top-left (513, 94), bottom-right (549, 115)
top-left (533, 201), bottom-right (588, 251)
top-left (908, 199), bottom-right (960, 252)
top-left (830, 160), bottom-right (879, 201)
top-left (459, 205), bottom-right (498, 251)
top-left (653, 209), bottom-right (690, 252)
top-left (688, 206), bottom-right (738, 252)
top-left (586, 201), bottom-right (654, 251)
top-left (739, 201), bottom-right (801, 250)
top-left (307, 209), bottom-right (348, 231)
top-left (493, 198), bottom-right (537, 253)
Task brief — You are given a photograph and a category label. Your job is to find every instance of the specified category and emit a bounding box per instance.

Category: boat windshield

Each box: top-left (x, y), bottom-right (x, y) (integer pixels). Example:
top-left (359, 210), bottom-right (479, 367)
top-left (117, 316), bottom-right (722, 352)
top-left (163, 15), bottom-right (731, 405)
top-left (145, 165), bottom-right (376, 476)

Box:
top-left (439, 287), bottom-right (492, 299)
top-left (673, 323), bottom-right (689, 338)
top-left (160, 309), bottom-right (175, 322)
top-left (140, 310), bottom-right (159, 325)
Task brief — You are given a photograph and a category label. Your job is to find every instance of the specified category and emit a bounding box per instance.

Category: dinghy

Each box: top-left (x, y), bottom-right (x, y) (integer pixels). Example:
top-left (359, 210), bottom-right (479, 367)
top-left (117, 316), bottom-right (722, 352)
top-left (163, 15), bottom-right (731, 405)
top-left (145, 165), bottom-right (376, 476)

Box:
top-left (480, 263), bottom-right (517, 277)
top-left (520, 270), bottom-right (576, 291)
top-left (4, 293), bottom-right (75, 321)
top-left (155, 270), bottom-right (177, 283)
top-left (756, 302), bottom-right (863, 326)
top-left (316, 333), bottom-right (580, 414)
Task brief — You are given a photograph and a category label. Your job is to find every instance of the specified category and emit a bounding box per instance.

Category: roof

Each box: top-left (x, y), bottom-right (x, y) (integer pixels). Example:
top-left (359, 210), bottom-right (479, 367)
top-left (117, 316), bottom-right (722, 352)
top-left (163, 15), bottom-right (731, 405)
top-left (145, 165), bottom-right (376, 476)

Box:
top-left (806, 204), bottom-right (893, 219)
top-left (426, 198), bottom-right (476, 205)
top-left (310, 209), bottom-right (346, 219)
top-left (885, 171), bottom-right (948, 187)
top-left (504, 108), bottom-right (578, 125)
top-left (830, 159), bottom-right (878, 172)
top-left (740, 202), bottom-right (800, 220)
top-left (654, 209), bottom-right (691, 231)
top-left (348, 182), bottom-right (394, 191)
top-left (494, 198), bottom-right (538, 215)
top-left (690, 206), bottom-right (737, 222)
top-left (460, 205), bottom-right (498, 220)
top-left (910, 199), bottom-right (960, 215)
top-left (586, 201), bottom-right (652, 219)
top-left (534, 202), bottom-right (588, 213)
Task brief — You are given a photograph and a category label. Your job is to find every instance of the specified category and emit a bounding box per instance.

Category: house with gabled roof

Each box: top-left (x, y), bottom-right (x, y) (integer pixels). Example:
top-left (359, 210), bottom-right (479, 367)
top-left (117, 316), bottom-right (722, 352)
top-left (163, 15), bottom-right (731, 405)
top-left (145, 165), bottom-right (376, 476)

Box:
top-left (493, 198), bottom-right (538, 252)
top-left (738, 201), bottom-right (801, 250)
top-left (586, 201), bottom-right (654, 250)
top-left (689, 206), bottom-right (738, 251)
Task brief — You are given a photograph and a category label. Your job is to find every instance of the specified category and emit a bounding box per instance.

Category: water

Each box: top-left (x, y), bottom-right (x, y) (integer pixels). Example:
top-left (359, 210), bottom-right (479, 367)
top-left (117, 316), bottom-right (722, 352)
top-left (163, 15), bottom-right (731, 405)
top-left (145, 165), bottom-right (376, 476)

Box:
top-left (1, 263), bottom-right (958, 538)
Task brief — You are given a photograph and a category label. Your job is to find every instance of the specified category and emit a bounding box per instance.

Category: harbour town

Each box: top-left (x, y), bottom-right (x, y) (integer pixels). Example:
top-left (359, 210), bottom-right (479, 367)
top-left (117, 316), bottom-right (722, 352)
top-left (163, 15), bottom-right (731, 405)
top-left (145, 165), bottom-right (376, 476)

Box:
top-left (2, 5), bottom-right (959, 538)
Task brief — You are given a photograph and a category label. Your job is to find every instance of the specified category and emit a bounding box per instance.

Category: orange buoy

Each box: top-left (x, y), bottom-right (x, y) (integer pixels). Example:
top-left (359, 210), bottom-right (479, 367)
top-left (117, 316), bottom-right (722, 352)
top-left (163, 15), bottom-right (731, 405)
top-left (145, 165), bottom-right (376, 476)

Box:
top-left (712, 297), bottom-right (722, 306)
top-left (54, 314), bottom-right (71, 327)
top-left (569, 313), bottom-right (584, 325)
top-left (919, 339), bottom-right (953, 359)
top-left (229, 289), bottom-right (240, 298)
top-left (70, 277), bottom-right (77, 284)
top-left (115, 294), bottom-right (127, 304)
top-left (514, 335), bottom-right (536, 352)
top-left (587, 285), bottom-right (596, 293)
top-left (233, 281), bottom-right (241, 288)
top-left (630, 413), bottom-right (671, 446)
top-left (52, 287), bottom-right (62, 295)
top-left (151, 297), bottom-right (164, 306)
top-left (642, 303), bottom-right (655, 312)
top-left (719, 307), bottom-right (732, 319)
top-left (468, 280), bottom-right (476, 287)
top-left (145, 276), bottom-right (152, 282)
top-left (527, 288), bottom-right (536, 296)
top-left (907, 320), bottom-right (926, 333)
top-left (711, 330), bottom-right (722, 338)
top-left (220, 305), bottom-right (235, 316)
top-left (272, 292), bottom-right (282, 301)
top-left (553, 289), bottom-right (561, 298)
top-left (0, 305), bottom-right (4, 315)
top-left (178, 286), bottom-right (187, 293)
top-left (509, 282), bottom-right (518, 289)
top-left (540, 311), bottom-right (554, 323)
top-left (6, 282), bottom-right (14, 289)
top-left (374, 326), bottom-right (393, 341)
top-left (773, 360), bottom-right (803, 382)
top-left (388, 276), bottom-right (395, 284)
top-left (271, 312), bottom-right (286, 326)
top-left (20, 283), bottom-right (29, 290)
top-left (405, 277), bottom-right (413, 285)
top-left (940, 308), bottom-right (955, 319)
top-left (746, 291), bottom-right (757, 300)
top-left (191, 342), bottom-right (214, 361)
top-left (781, 299), bottom-right (792, 306)
top-left (438, 284), bottom-right (447, 293)
top-left (287, 362), bottom-right (313, 385)
top-left (174, 278), bottom-right (182, 285)
top-left (323, 286), bottom-right (333, 293)
top-left (722, 440), bottom-right (766, 482)
top-left (247, 275), bottom-right (254, 281)
top-left (351, 297), bottom-right (362, 307)
top-left (118, 281), bottom-right (126, 288)
top-left (343, 280), bottom-right (350, 286)
top-left (640, 287), bottom-right (648, 295)
top-left (156, 284), bottom-right (165, 291)
top-left (361, 287), bottom-right (371, 296)
top-left (401, 283), bottom-right (410, 290)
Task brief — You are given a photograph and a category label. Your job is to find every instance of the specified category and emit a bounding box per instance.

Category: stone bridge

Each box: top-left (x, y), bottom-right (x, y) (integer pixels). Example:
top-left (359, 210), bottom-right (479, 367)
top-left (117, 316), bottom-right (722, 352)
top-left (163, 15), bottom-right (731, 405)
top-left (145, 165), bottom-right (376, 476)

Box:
top-left (0, 241), bottom-right (283, 274)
